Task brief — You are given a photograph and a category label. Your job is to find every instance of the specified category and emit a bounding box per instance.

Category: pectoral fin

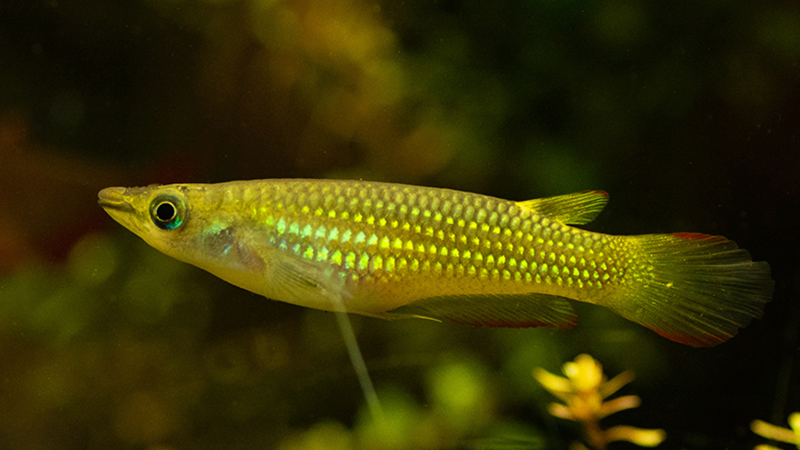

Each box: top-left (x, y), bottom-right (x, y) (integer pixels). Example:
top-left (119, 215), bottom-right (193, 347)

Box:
top-left (264, 250), bottom-right (351, 312)
top-left (265, 252), bottom-right (382, 419)
top-left (393, 293), bottom-right (578, 329)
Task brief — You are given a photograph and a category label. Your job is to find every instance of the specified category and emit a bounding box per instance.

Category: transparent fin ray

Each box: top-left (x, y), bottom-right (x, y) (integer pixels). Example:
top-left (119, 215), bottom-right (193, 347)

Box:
top-left (265, 250), bottom-right (351, 311)
top-left (608, 233), bottom-right (773, 346)
top-left (395, 293), bottom-right (578, 329)
top-left (266, 252), bottom-right (384, 422)
top-left (516, 190), bottom-right (609, 225)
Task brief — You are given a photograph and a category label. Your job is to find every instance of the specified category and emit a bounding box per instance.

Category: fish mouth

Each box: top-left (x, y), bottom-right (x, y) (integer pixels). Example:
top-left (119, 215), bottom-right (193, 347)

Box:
top-left (98, 187), bottom-right (135, 213)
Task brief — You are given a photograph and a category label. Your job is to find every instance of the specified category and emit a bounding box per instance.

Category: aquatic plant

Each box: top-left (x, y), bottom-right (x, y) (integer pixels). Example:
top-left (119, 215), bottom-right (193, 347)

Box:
top-left (534, 354), bottom-right (665, 450)
top-left (751, 412), bottom-right (800, 449)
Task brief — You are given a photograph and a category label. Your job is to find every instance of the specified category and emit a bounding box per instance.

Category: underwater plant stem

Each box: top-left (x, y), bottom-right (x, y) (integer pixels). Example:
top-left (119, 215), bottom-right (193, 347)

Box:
top-left (584, 418), bottom-right (607, 450)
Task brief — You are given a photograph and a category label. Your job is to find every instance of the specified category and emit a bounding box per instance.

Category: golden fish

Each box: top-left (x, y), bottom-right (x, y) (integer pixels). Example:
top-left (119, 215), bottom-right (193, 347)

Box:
top-left (98, 179), bottom-right (773, 346)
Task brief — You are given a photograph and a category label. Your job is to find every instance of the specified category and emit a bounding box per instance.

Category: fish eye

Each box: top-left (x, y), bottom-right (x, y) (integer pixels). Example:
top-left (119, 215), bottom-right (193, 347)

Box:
top-left (150, 194), bottom-right (187, 230)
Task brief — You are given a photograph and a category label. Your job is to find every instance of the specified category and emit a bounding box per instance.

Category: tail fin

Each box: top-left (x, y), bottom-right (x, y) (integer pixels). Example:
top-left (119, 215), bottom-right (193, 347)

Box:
top-left (608, 233), bottom-right (773, 347)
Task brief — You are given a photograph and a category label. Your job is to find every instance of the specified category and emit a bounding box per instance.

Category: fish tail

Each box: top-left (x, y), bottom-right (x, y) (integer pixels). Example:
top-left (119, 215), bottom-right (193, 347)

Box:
top-left (606, 233), bottom-right (773, 346)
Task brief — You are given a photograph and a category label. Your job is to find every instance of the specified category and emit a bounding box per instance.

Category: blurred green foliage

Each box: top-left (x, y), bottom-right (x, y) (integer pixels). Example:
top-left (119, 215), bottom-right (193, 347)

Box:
top-left (0, 0), bottom-right (798, 448)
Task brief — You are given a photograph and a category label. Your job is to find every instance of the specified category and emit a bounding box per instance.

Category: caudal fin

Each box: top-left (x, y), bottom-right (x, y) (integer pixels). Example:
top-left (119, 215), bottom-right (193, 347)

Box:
top-left (609, 233), bottom-right (773, 347)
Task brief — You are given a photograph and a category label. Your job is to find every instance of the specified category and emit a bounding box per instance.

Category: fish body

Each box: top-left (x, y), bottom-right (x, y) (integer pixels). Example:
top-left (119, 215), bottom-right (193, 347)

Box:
top-left (98, 179), bottom-right (773, 346)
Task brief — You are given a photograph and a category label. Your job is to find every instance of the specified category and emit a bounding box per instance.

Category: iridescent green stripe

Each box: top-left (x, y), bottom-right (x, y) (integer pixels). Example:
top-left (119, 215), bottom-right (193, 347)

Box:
top-left (236, 180), bottom-right (623, 295)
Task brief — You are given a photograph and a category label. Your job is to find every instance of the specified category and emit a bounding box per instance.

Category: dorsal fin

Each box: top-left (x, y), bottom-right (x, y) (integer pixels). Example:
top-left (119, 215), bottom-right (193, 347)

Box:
top-left (393, 293), bottom-right (578, 329)
top-left (516, 190), bottom-right (609, 225)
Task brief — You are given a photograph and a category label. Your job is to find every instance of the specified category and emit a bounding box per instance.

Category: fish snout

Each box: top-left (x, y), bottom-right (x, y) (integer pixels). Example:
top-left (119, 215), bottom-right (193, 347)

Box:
top-left (98, 187), bottom-right (134, 213)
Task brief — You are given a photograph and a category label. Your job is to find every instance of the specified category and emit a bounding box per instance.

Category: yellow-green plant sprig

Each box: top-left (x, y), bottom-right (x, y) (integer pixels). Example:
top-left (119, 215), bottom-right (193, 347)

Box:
top-left (752, 412), bottom-right (800, 449)
top-left (534, 354), bottom-right (666, 450)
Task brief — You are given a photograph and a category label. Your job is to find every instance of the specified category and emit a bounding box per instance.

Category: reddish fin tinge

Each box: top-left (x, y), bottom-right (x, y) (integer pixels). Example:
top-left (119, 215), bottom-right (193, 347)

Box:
top-left (608, 233), bottom-right (773, 346)
top-left (396, 293), bottom-right (578, 329)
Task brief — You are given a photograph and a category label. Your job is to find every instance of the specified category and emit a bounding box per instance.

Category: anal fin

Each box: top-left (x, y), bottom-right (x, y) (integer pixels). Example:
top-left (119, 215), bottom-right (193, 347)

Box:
top-left (393, 293), bottom-right (578, 329)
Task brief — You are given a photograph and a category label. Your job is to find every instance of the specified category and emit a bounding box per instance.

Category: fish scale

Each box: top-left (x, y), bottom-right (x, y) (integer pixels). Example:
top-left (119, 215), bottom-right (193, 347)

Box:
top-left (244, 180), bottom-right (618, 307)
top-left (98, 178), bottom-right (773, 346)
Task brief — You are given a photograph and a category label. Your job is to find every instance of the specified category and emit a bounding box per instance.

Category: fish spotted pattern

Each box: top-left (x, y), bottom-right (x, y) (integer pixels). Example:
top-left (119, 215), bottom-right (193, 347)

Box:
top-left (99, 179), bottom-right (773, 346)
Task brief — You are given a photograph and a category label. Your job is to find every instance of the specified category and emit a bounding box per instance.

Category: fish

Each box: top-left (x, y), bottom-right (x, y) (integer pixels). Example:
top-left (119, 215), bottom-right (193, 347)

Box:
top-left (98, 179), bottom-right (773, 347)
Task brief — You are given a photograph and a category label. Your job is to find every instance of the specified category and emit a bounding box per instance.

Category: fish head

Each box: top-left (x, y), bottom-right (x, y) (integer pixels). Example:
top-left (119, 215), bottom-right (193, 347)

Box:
top-left (99, 183), bottom-right (269, 293)
top-left (98, 184), bottom-right (214, 264)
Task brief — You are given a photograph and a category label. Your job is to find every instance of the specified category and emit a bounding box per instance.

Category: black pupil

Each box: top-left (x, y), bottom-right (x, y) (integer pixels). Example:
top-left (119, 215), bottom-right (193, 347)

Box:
top-left (155, 202), bottom-right (176, 222)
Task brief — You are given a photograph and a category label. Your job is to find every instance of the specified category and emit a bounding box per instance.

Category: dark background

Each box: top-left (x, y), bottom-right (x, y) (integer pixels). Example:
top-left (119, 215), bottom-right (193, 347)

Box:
top-left (0, 0), bottom-right (798, 449)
